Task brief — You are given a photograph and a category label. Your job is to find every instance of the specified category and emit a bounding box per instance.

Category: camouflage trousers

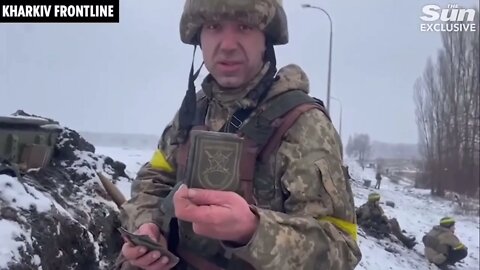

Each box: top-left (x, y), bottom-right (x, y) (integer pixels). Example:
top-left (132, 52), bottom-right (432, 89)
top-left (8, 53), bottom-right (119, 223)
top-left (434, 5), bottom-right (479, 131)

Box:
top-left (359, 218), bottom-right (416, 249)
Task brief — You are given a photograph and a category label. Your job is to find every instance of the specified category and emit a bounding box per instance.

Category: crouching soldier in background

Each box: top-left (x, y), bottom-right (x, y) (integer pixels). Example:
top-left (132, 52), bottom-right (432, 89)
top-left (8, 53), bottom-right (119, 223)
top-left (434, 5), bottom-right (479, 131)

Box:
top-left (423, 217), bottom-right (468, 269)
top-left (356, 192), bottom-right (416, 249)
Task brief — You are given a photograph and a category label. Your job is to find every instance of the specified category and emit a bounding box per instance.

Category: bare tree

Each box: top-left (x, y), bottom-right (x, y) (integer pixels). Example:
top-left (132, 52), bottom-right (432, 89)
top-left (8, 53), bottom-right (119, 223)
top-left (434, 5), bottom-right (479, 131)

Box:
top-left (414, 8), bottom-right (479, 197)
top-left (346, 136), bottom-right (354, 157)
top-left (346, 133), bottom-right (371, 169)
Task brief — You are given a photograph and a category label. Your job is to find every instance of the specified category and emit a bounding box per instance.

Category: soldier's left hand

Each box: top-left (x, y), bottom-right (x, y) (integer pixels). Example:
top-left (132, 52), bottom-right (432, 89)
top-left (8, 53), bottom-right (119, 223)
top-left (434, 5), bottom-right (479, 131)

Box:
top-left (173, 184), bottom-right (258, 245)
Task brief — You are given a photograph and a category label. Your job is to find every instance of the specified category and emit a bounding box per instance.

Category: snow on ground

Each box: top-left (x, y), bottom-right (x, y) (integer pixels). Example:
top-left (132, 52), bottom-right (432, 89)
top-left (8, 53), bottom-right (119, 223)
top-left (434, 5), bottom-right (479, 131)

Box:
top-left (95, 146), bottom-right (153, 200)
top-left (0, 174), bottom-right (54, 269)
top-left (347, 157), bottom-right (480, 270)
top-left (0, 217), bottom-right (31, 269)
top-left (0, 174), bottom-right (53, 213)
top-left (81, 147), bottom-right (480, 270)
top-left (0, 143), bottom-right (140, 269)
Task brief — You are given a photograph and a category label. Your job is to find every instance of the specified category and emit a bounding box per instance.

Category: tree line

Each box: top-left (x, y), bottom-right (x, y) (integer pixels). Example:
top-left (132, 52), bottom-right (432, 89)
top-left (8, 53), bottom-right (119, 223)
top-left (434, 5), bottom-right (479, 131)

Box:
top-left (414, 11), bottom-right (479, 197)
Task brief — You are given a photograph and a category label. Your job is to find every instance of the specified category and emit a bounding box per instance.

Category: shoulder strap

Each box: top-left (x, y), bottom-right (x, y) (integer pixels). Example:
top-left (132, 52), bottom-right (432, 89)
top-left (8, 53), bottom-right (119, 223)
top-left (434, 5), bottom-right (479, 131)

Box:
top-left (240, 90), bottom-right (329, 150)
top-left (259, 101), bottom-right (327, 162)
top-left (235, 90), bottom-right (328, 205)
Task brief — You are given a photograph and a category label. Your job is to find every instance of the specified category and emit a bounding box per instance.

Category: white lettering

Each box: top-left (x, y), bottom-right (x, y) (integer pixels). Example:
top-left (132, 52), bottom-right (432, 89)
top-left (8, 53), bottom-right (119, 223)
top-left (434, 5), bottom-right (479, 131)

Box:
top-left (421, 5), bottom-right (477, 23)
top-left (11, 5), bottom-right (17, 17)
top-left (440, 9), bottom-right (459, 21)
top-left (54, 6), bottom-right (68, 17)
top-left (1, 5), bottom-right (52, 17)
top-left (458, 9), bottom-right (476, 22)
top-left (44, 6), bottom-right (52, 17)
top-left (24, 6), bottom-right (32, 17)
top-left (53, 5), bottom-right (115, 17)
top-left (421, 5), bottom-right (441, 21)
top-left (33, 6), bottom-right (40, 17)
top-left (17, 6), bottom-right (25, 17)
top-left (67, 6), bottom-right (75, 17)
top-left (2, 6), bottom-right (10, 17)
top-left (420, 23), bottom-right (477, 32)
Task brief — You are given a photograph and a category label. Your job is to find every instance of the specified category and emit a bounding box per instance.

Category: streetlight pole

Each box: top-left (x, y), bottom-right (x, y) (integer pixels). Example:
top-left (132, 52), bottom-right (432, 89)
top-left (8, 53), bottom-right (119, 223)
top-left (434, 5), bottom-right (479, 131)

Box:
top-left (331, 96), bottom-right (342, 139)
top-left (301, 3), bottom-right (333, 113)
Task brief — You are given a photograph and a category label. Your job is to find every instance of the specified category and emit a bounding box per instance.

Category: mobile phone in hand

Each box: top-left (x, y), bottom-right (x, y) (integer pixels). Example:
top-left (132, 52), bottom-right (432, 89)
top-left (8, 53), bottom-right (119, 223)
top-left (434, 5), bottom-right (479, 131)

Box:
top-left (118, 227), bottom-right (180, 266)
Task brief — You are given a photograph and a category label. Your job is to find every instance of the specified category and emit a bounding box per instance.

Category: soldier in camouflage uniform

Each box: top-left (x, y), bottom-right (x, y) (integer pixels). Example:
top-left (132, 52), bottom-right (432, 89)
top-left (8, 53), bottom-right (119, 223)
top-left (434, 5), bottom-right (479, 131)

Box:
top-left (356, 192), bottom-right (416, 249)
top-left (116, 0), bottom-right (361, 269)
top-left (422, 217), bottom-right (468, 269)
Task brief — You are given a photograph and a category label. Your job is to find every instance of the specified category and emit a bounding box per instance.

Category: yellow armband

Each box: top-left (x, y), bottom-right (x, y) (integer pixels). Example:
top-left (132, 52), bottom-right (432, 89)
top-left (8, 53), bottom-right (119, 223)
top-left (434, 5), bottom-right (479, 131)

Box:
top-left (319, 216), bottom-right (358, 241)
top-left (150, 149), bottom-right (174, 173)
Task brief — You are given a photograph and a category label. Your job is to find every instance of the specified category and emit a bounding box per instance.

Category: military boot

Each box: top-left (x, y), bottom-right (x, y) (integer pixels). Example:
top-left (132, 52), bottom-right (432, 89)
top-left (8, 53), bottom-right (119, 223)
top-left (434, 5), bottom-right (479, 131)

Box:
top-left (388, 218), bottom-right (417, 249)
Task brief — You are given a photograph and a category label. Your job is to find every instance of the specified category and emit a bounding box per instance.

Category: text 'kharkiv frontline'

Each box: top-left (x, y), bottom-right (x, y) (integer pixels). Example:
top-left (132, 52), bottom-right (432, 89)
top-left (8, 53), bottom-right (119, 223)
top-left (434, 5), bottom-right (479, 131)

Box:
top-left (2, 5), bottom-right (115, 18)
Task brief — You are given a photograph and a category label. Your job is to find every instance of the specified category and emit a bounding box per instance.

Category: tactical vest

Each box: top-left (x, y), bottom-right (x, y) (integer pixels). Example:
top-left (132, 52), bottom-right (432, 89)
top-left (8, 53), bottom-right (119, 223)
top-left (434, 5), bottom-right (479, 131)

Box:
top-left (176, 89), bottom-right (329, 204)
top-left (173, 89), bottom-right (330, 270)
top-left (423, 227), bottom-right (450, 255)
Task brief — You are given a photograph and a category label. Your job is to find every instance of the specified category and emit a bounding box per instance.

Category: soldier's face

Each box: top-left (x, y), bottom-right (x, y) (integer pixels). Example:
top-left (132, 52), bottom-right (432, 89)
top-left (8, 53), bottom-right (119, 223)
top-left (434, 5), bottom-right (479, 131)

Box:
top-left (200, 20), bottom-right (266, 88)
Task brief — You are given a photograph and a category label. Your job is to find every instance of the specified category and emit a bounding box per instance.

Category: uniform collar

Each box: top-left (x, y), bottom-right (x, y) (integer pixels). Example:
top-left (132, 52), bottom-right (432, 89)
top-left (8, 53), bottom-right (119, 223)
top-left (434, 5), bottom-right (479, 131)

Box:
top-left (201, 62), bottom-right (272, 111)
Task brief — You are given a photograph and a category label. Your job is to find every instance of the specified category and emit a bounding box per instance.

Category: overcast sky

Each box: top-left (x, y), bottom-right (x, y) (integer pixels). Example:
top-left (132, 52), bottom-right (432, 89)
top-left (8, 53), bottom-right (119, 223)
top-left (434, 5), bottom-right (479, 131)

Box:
top-left (1, 0), bottom-right (478, 144)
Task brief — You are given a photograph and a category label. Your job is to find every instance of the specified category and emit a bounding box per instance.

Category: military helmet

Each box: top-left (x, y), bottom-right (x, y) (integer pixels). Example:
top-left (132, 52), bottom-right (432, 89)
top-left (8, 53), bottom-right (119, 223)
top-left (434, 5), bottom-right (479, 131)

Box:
top-left (368, 192), bottom-right (381, 202)
top-left (179, 0), bottom-right (288, 46)
top-left (440, 217), bottom-right (455, 228)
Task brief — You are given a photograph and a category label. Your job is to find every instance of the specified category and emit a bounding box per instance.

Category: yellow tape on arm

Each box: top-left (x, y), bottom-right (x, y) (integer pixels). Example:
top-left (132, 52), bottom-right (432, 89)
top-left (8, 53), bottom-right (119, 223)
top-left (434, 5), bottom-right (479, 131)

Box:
top-left (454, 243), bottom-right (466, 250)
top-left (319, 216), bottom-right (358, 241)
top-left (150, 149), bottom-right (174, 173)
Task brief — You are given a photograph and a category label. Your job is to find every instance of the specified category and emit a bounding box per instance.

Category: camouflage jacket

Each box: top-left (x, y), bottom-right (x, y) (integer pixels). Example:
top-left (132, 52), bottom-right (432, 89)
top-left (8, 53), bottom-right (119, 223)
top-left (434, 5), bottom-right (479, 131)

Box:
top-left (422, 225), bottom-right (467, 265)
top-left (356, 202), bottom-right (389, 226)
top-left (119, 63), bottom-right (362, 270)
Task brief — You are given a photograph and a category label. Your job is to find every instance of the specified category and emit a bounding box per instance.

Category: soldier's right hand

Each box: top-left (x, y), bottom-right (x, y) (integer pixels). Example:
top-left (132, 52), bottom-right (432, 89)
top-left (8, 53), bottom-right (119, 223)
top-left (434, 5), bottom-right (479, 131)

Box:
top-left (121, 223), bottom-right (173, 270)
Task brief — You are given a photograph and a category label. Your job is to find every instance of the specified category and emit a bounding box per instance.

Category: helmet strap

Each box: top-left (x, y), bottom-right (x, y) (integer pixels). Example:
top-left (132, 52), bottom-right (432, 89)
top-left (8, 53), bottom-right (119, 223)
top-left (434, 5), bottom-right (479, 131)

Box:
top-left (178, 45), bottom-right (204, 142)
top-left (178, 40), bottom-right (275, 141)
top-left (264, 40), bottom-right (277, 67)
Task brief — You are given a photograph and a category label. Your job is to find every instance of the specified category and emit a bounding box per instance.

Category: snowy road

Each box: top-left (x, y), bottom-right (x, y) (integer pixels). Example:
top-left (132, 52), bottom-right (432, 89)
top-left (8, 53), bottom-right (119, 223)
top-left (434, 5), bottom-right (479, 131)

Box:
top-left (96, 147), bottom-right (480, 270)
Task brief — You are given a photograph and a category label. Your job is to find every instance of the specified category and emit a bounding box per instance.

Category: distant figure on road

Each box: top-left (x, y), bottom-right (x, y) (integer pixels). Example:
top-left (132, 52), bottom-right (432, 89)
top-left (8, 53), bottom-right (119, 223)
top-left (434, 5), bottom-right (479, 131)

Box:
top-left (356, 192), bottom-right (416, 249)
top-left (423, 217), bottom-right (468, 269)
top-left (375, 172), bottom-right (382, 189)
